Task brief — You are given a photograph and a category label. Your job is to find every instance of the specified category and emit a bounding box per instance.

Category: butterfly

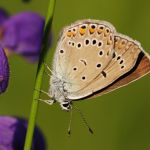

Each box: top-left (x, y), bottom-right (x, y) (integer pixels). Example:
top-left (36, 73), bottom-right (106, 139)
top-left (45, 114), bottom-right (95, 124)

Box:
top-left (41, 19), bottom-right (150, 112)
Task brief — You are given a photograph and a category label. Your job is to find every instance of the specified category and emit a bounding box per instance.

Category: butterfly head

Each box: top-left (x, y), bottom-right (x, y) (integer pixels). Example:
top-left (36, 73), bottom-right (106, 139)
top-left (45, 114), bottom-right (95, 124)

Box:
top-left (60, 100), bottom-right (72, 111)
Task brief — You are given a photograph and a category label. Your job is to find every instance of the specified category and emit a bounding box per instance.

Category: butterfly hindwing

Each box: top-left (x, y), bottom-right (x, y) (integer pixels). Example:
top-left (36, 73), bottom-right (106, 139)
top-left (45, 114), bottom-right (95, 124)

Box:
top-left (92, 52), bottom-right (150, 98)
top-left (67, 33), bottom-right (149, 100)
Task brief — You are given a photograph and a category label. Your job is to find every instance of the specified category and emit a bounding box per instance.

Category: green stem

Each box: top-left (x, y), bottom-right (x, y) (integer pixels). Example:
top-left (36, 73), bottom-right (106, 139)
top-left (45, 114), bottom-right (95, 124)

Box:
top-left (24, 0), bottom-right (56, 149)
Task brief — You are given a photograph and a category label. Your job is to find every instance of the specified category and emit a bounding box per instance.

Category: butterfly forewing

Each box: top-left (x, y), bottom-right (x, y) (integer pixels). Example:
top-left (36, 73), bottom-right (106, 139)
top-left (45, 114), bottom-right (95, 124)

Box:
top-left (53, 20), bottom-right (116, 93)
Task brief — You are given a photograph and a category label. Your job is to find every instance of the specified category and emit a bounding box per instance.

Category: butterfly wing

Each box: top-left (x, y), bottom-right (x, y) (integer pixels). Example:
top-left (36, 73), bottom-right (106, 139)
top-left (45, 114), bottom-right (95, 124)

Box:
top-left (67, 33), bottom-right (150, 100)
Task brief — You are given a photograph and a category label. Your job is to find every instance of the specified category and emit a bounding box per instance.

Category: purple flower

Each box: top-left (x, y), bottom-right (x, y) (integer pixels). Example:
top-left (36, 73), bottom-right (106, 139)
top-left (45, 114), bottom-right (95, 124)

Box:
top-left (0, 47), bottom-right (9, 94)
top-left (0, 9), bottom-right (45, 62)
top-left (0, 116), bottom-right (46, 150)
top-left (0, 9), bottom-right (8, 25)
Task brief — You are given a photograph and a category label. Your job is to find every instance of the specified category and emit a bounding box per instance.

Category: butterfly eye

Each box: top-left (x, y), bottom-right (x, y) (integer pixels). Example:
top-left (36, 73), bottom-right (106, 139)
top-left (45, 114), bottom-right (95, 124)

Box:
top-left (62, 103), bottom-right (69, 107)
top-left (61, 101), bottom-right (71, 111)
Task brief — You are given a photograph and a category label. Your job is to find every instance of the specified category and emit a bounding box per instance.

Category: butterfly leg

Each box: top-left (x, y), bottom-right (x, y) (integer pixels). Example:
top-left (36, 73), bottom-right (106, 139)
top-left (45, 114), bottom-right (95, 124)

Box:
top-left (44, 62), bottom-right (52, 73)
top-left (35, 98), bottom-right (55, 105)
top-left (34, 89), bottom-right (51, 97)
top-left (43, 63), bottom-right (51, 78)
top-left (44, 70), bottom-right (51, 78)
top-left (44, 62), bottom-right (55, 77)
top-left (44, 62), bottom-right (59, 79)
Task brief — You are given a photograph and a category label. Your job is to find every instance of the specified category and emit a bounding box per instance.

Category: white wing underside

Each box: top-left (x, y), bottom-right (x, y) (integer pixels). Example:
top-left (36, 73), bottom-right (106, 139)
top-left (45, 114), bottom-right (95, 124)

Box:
top-left (51, 19), bottom-right (147, 101)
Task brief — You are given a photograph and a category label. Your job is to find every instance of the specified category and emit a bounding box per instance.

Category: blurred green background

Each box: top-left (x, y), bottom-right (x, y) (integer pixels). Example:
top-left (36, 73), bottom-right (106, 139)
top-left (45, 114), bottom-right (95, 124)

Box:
top-left (0, 0), bottom-right (150, 150)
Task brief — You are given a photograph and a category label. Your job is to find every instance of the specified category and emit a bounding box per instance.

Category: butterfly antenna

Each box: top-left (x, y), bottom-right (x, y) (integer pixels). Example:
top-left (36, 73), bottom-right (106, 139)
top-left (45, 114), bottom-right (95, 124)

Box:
top-left (67, 108), bottom-right (73, 136)
top-left (73, 105), bottom-right (94, 134)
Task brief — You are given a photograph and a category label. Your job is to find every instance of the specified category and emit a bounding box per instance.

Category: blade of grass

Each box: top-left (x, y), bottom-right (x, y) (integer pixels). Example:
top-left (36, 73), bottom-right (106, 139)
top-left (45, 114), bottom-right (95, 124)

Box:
top-left (24, 0), bottom-right (56, 149)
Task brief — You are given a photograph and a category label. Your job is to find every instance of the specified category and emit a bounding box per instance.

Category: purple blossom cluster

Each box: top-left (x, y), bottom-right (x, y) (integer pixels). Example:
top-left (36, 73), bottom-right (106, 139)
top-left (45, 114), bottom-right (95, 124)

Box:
top-left (0, 116), bottom-right (46, 150)
top-left (0, 9), bottom-right (46, 149)
top-left (0, 47), bottom-right (9, 93)
top-left (0, 9), bottom-right (45, 94)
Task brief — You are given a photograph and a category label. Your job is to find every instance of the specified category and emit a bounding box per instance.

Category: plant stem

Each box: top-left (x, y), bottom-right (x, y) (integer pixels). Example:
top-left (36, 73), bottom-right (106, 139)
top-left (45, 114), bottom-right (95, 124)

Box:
top-left (24, 0), bottom-right (56, 149)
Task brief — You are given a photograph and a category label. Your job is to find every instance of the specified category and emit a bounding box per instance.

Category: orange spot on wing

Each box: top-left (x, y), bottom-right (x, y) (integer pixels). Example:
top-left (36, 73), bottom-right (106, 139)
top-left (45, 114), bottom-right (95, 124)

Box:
top-left (97, 28), bottom-right (103, 34)
top-left (67, 29), bottom-right (76, 37)
top-left (72, 32), bottom-right (76, 37)
top-left (79, 28), bottom-right (86, 35)
top-left (89, 28), bottom-right (95, 34)
top-left (67, 31), bottom-right (72, 37)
